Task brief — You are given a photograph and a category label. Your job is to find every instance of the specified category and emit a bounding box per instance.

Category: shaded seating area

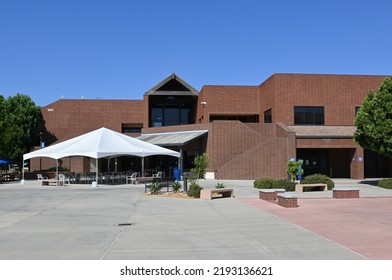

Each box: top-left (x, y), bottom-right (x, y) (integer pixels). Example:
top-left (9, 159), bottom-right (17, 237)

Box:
top-left (22, 127), bottom-right (181, 186)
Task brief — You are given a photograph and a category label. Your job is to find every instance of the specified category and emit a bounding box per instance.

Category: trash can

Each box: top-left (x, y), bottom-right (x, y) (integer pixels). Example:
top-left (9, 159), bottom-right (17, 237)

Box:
top-left (173, 168), bottom-right (181, 182)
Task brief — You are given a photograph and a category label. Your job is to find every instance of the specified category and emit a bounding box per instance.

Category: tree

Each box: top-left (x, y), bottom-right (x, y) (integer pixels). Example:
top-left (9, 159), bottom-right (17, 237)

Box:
top-left (354, 76), bottom-right (392, 157)
top-left (0, 94), bottom-right (43, 166)
top-left (0, 95), bottom-right (5, 158)
top-left (191, 153), bottom-right (209, 180)
top-left (286, 159), bottom-right (303, 182)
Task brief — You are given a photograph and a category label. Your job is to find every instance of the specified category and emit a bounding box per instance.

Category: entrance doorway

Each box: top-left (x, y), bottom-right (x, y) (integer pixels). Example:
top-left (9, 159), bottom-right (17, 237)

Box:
top-left (364, 150), bottom-right (392, 178)
top-left (297, 148), bottom-right (352, 178)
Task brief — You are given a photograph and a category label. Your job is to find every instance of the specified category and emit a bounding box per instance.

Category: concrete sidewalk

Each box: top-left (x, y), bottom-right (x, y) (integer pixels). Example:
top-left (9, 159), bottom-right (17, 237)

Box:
top-left (0, 179), bottom-right (391, 260)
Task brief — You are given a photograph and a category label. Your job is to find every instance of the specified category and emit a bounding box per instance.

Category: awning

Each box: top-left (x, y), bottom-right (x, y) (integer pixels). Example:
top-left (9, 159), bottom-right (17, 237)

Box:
top-left (287, 125), bottom-right (356, 139)
top-left (138, 130), bottom-right (208, 147)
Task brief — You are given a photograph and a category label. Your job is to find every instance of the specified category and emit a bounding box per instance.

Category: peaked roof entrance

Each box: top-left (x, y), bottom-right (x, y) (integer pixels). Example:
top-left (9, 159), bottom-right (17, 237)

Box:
top-left (145, 73), bottom-right (199, 96)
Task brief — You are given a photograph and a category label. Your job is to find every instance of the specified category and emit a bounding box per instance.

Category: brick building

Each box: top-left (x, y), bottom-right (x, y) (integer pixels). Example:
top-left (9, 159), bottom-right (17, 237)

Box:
top-left (32, 73), bottom-right (390, 179)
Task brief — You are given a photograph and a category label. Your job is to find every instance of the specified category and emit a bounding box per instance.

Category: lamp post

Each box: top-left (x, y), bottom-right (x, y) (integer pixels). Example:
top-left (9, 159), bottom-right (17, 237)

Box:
top-left (39, 132), bottom-right (43, 171)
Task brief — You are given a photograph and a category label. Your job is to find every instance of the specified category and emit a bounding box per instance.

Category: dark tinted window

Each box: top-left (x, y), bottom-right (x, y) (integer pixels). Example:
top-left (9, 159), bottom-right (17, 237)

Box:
top-left (294, 106), bottom-right (324, 125)
top-left (264, 109), bottom-right (272, 123)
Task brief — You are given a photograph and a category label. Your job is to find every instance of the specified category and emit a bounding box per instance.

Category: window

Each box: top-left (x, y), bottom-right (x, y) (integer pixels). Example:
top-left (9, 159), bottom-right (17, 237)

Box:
top-left (122, 123), bottom-right (142, 133)
top-left (150, 105), bottom-right (192, 127)
top-left (264, 109), bottom-right (272, 123)
top-left (355, 106), bottom-right (361, 115)
top-left (294, 106), bottom-right (324, 125)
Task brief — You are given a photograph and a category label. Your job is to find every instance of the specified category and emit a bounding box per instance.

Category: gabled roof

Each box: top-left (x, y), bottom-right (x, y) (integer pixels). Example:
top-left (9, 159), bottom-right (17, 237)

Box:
top-left (144, 73), bottom-right (199, 96)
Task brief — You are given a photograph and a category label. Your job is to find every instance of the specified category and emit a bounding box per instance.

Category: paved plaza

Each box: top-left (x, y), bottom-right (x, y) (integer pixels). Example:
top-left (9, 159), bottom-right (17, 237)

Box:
top-left (0, 179), bottom-right (391, 260)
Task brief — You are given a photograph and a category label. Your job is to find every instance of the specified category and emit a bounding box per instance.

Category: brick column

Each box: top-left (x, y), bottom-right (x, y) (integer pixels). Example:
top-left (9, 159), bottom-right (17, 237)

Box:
top-left (350, 146), bottom-right (364, 179)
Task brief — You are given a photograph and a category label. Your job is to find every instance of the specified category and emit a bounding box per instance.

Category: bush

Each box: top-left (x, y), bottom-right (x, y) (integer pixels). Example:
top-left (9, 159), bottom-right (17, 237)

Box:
top-left (300, 173), bottom-right (334, 190)
top-left (253, 178), bottom-right (274, 189)
top-left (149, 182), bottom-right (162, 195)
top-left (172, 181), bottom-right (182, 193)
top-left (191, 153), bottom-right (209, 179)
top-left (272, 179), bottom-right (296, 191)
top-left (215, 182), bottom-right (225, 189)
top-left (254, 178), bottom-right (295, 191)
top-left (378, 178), bottom-right (392, 189)
top-left (187, 181), bottom-right (203, 198)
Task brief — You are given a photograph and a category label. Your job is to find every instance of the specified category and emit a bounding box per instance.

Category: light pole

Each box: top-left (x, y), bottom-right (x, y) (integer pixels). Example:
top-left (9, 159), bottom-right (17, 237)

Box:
top-left (39, 132), bottom-right (43, 171)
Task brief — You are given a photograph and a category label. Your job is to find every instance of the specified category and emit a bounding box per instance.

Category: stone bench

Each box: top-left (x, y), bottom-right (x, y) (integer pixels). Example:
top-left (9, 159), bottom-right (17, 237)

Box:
top-left (332, 187), bottom-right (360, 199)
top-left (259, 189), bottom-right (285, 201)
top-left (42, 180), bottom-right (64, 186)
top-left (200, 188), bottom-right (234, 200)
top-left (295, 183), bottom-right (328, 193)
top-left (277, 193), bottom-right (298, 208)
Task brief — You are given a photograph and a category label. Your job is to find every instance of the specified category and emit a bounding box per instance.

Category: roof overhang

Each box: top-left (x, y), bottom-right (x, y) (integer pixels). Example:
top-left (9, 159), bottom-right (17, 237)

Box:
top-left (137, 130), bottom-right (208, 147)
top-left (287, 126), bottom-right (356, 139)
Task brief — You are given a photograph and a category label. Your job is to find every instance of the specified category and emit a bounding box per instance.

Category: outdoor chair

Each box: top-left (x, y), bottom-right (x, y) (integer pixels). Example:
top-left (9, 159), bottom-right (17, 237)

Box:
top-left (126, 172), bottom-right (137, 184)
top-left (58, 174), bottom-right (70, 186)
top-left (152, 171), bottom-right (162, 178)
top-left (37, 173), bottom-right (48, 185)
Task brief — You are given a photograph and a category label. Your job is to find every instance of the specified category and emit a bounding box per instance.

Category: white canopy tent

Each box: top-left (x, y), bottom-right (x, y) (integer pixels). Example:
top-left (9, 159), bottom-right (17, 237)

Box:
top-left (23, 127), bottom-right (180, 183)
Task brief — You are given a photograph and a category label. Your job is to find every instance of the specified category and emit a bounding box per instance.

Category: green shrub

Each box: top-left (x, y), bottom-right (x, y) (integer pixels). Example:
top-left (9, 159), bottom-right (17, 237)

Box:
top-left (215, 182), bottom-right (225, 189)
top-left (300, 173), bottom-right (334, 190)
top-left (149, 182), bottom-right (162, 195)
top-left (187, 181), bottom-right (203, 198)
top-left (172, 181), bottom-right (182, 193)
top-left (272, 179), bottom-right (296, 191)
top-left (378, 178), bottom-right (392, 189)
top-left (191, 153), bottom-right (209, 180)
top-left (253, 178), bottom-right (274, 189)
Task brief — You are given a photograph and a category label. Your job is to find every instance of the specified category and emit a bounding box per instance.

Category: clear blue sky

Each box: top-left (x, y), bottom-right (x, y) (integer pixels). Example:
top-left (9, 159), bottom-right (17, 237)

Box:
top-left (1, 0), bottom-right (391, 106)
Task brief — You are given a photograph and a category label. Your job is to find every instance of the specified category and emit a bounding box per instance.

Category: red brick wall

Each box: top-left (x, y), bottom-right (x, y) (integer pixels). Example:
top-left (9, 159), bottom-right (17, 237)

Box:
top-left (296, 138), bottom-right (357, 148)
top-left (42, 99), bottom-right (145, 143)
top-left (206, 122), bottom-right (295, 179)
top-left (259, 75), bottom-right (276, 122)
top-left (267, 74), bottom-right (385, 125)
top-left (197, 85), bottom-right (259, 123)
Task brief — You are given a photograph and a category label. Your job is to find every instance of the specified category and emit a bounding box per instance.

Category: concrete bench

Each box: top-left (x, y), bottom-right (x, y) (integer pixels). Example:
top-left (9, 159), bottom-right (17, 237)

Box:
top-left (42, 180), bottom-right (64, 186)
top-left (277, 193), bottom-right (298, 208)
top-left (259, 189), bottom-right (285, 201)
top-left (200, 188), bottom-right (234, 200)
top-left (295, 183), bottom-right (327, 193)
top-left (333, 187), bottom-right (360, 199)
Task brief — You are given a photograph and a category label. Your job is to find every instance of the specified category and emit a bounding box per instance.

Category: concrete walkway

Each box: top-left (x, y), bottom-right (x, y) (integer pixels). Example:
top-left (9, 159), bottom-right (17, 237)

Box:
top-left (0, 179), bottom-right (391, 260)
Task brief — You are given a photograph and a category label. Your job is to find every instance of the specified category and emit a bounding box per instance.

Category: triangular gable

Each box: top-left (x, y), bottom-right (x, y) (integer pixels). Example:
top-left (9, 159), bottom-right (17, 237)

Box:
top-left (145, 73), bottom-right (199, 96)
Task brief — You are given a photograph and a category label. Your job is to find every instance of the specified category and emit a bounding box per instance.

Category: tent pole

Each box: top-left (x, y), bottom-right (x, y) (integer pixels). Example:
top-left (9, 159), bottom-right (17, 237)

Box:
top-left (56, 159), bottom-right (58, 179)
top-left (21, 160), bottom-right (25, 184)
top-left (142, 157), bottom-right (144, 177)
top-left (96, 158), bottom-right (99, 185)
top-left (179, 146), bottom-right (183, 172)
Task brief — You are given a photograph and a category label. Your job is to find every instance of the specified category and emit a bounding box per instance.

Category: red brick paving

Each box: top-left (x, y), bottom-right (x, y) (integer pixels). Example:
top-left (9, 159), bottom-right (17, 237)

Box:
top-left (239, 196), bottom-right (392, 259)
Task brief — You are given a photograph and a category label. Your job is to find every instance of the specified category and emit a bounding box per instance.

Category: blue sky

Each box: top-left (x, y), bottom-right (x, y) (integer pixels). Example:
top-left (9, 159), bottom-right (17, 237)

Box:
top-left (1, 0), bottom-right (391, 106)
